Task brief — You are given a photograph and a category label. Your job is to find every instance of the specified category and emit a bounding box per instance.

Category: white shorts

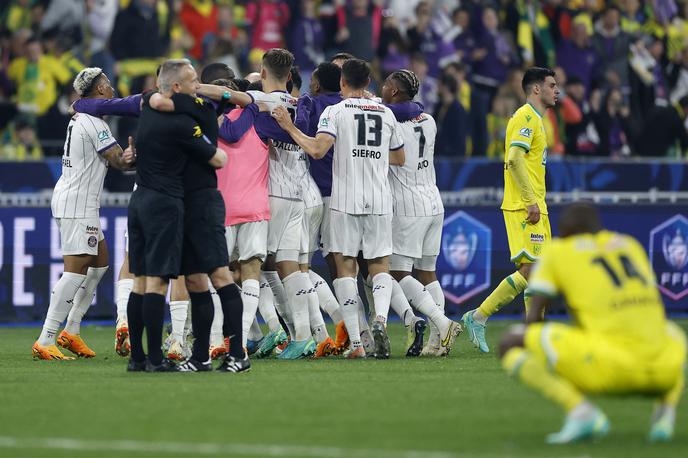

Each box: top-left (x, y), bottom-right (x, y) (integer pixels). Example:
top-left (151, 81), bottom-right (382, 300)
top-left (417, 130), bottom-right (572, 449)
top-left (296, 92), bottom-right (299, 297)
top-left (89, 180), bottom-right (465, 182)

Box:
top-left (390, 214), bottom-right (443, 272)
top-left (329, 210), bottom-right (392, 259)
top-left (226, 220), bottom-right (268, 262)
top-left (267, 196), bottom-right (304, 262)
top-left (299, 204), bottom-right (323, 264)
top-left (320, 196), bottom-right (332, 257)
top-left (56, 216), bottom-right (105, 256)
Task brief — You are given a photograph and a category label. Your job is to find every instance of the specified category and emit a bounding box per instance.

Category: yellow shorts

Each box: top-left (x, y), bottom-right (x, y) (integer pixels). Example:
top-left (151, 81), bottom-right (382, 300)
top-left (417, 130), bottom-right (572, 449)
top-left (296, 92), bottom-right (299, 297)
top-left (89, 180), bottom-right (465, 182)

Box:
top-left (503, 209), bottom-right (551, 265)
top-left (524, 322), bottom-right (686, 395)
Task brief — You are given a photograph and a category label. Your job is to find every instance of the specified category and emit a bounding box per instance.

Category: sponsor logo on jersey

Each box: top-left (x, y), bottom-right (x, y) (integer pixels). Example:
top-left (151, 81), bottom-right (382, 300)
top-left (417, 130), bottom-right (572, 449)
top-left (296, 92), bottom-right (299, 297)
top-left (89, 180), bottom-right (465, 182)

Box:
top-left (530, 233), bottom-right (545, 243)
top-left (192, 125), bottom-right (202, 137)
top-left (437, 211), bottom-right (491, 303)
top-left (518, 127), bottom-right (532, 138)
top-left (86, 225), bottom-right (98, 234)
top-left (345, 103), bottom-right (385, 112)
top-left (272, 140), bottom-right (301, 151)
top-left (649, 214), bottom-right (688, 300)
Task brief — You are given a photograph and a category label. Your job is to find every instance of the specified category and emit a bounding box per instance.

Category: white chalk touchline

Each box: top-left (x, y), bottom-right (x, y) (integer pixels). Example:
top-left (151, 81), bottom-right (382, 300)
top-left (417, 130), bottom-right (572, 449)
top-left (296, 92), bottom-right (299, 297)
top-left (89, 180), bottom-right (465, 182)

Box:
top-left (0, 436), bottom-right (593, 458)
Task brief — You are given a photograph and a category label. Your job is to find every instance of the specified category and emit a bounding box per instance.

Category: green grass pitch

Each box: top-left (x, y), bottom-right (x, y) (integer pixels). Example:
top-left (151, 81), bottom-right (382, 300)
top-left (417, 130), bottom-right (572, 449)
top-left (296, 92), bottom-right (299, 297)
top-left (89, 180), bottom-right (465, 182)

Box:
top-left (0, 321), bottom-right (686, 458)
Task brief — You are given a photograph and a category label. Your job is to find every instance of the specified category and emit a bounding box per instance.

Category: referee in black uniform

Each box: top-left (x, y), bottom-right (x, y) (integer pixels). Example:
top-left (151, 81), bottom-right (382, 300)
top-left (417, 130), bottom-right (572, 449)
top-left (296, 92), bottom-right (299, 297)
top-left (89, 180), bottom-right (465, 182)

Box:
top-left (126, 59), bottom-right (227, 372)
top-left (149, 79), bottom-right (256, 372)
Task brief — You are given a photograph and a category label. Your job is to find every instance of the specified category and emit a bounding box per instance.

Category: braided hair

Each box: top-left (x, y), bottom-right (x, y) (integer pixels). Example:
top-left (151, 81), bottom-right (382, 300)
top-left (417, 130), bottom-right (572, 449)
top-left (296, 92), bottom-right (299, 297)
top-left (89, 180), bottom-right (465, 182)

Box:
top-left (390, 69), bottom-right (420, 99)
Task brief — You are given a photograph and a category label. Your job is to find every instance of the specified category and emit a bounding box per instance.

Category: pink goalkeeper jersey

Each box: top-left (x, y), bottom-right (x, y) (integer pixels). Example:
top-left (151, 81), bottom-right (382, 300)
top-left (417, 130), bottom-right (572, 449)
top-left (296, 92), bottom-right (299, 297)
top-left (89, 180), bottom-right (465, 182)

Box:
top-left (217, 108), bottom-right (270, 226)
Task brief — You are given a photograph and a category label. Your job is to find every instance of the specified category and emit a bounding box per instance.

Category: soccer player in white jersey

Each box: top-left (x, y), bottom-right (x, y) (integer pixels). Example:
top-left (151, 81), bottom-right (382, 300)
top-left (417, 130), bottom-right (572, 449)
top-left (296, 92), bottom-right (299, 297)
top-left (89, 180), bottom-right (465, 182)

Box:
top-left (382, 70), bottom-right (463, 356)
top-left (250, 49), bottom-right (319, 359)
top-left (32, 68), bottom-right (135, 360)
top-left (272, 59), bottom-right (405, 359)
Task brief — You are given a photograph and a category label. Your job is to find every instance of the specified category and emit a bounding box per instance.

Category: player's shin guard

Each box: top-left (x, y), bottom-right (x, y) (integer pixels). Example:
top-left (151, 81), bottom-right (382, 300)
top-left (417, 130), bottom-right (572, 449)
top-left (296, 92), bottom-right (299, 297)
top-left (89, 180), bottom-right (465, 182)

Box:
top-left (282, 272), bottom-right (311, 341)
top-left (264, 270), bottom-right (296, 337)
top-left (399, 276), bottom-right (449, 335)
top-left (475, 271), bottom-right (527, 322)
top-left (127, 292), bottom-right (145, 362)
top-left (303, 273), bottom-right (328, 343)
top-left (258, 276), bottom-right (282, 333)
top-left (116, 278), bottom-right (134, 322)
top-left (142, 293), bottom-right (166, 366)
top-left (169, 300), bottom-right (188, 342)
top-left (502, 347), bottom-right (584, 412)
top-left (241, 279), bottom-right (261, 347)
top-left (188, 291), bottom-right (214, 362)
top-left (38, 272), bottom-right (86, 346)
top-left (371, 272), bottom-right (393, 324)
top-left (216, 283), bottom-right (244, 358)
top-left (309, 270), bottom-right (343, 323)
top-left (334, 277), bottom-right (362, 349)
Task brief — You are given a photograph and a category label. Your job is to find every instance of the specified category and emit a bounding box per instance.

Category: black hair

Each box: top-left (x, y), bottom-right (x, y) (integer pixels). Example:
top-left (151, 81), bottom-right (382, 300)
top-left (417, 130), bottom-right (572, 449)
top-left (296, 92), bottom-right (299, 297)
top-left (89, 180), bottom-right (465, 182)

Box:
top-left (247, 80), bottom-right (263, 92)
top-left (565, 75), bottom-right (584, 86)
top-left (521, 67), bottom-right (556, 94)
top-left (341, 59), bottom-right (370, 89)
top-left (82, 72), bottom-right (106, 98)
top-left (439, 72), bottom-right (458, 94)
top-left (313, 62), bottom-right (341, 93)
top-left (201, 63), bottom-right (236, 84)
top-left (232, 78), bottom-right (250, 92)
top-left (289, 66), bottom-right (302, 93)
top-left (330, 52), bottom-right (355, 63)
top-left (558, 202), bottom-right (603, 237)
top-left (389, 69), bottom-right (420, 99)
top-left (262, 48), bottom-right (294, 81)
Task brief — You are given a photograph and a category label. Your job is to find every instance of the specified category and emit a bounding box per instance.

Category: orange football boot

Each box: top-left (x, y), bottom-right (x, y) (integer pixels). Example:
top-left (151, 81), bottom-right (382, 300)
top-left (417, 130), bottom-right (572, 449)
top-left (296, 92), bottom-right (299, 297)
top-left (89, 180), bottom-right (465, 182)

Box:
top-left (333, 320), bottom-right (349, 354)
top-left (345, 347), bottom-right (366, 359)
top-left (32, 341), bottom-right (73, 360)
top-left (115, 322), bottom-right (130, 357)
top-left (57, 331), bottom-right (96, 358)
top-left (314, 337), bottom-right (336, 358)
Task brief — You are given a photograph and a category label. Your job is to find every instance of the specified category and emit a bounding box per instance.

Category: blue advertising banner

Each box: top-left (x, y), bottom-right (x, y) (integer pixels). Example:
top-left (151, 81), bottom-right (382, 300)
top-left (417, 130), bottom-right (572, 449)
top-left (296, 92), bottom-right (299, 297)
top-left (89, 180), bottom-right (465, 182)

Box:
top-left (0, 205), bottom-right (686, 322)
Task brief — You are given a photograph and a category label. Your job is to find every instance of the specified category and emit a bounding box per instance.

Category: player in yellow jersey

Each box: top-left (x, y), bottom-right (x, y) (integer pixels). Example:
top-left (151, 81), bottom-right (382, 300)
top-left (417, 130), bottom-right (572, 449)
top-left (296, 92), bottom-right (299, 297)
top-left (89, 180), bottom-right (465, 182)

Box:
top-left (463, 68), bottom-right (559, 352)
top-left (499, 203), bottom-right (686, 444)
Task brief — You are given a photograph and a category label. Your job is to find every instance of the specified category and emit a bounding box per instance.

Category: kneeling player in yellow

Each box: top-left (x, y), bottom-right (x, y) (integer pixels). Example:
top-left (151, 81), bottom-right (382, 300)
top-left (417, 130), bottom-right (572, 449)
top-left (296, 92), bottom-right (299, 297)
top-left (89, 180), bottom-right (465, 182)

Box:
top-left (499, 203), bottom-right (686, 444)
top-left (463, 67), bottom-right (558, 352)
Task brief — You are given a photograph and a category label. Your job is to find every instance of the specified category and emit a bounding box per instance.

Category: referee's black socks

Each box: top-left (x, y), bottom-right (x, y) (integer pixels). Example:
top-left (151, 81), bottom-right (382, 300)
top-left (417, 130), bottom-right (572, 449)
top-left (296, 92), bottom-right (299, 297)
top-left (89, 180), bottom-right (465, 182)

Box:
top-left (127, 292), bottom-right (145, 363)
top-left (189, 291), bottom-right (214, 362)
top-left (142, 293), bottom-right (166, 366)
top-left (216, 284), bottom-right (245, 358)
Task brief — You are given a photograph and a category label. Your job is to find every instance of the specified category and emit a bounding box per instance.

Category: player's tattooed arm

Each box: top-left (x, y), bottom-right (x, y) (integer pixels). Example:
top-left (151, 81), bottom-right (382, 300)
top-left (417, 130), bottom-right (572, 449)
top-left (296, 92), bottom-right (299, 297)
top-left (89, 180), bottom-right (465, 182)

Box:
top-left (271, 105), bottom-right (334, 159)
top-left (101, 141), bottom-right (135, 170)
top-left (197, 84), bottom-right (253, 107)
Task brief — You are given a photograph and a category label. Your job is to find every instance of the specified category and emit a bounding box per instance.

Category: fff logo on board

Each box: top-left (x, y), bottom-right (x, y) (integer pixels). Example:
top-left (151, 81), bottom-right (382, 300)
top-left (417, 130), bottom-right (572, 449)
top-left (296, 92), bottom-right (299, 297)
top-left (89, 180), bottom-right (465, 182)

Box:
top-left (649, 214), bottom-right (688, 300)
top-left (437, 211), bottom-right (491, 304)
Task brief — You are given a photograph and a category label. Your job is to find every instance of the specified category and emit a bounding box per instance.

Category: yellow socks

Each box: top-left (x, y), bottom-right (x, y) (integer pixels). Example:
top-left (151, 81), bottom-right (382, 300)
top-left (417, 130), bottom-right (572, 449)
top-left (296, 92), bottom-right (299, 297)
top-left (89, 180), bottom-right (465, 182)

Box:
top-left (502, 347), bottom-right (584, 412)
top-left (475, 271), bottom-right (528, 321)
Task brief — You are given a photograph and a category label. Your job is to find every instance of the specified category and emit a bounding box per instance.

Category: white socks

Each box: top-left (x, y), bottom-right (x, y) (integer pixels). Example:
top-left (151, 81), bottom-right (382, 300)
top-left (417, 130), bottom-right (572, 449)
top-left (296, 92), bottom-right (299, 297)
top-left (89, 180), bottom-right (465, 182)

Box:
top-left (115, 278), bottom-right (133, 323)
top-left (303, 272), bottom-right (328, 343)
top-left (259, 275), bottom-right (282, 333)
top-left (333, 277), bottom-right (361, 349)
top-left (241, 279), bottom-right (261, 348)
top-left (38, 272), bottom-right (86, 346)
top-left (400, 276), bottom-right (450, 336)
top-left (282, 271), bottom-right (311, 341)
top-left (248, 318), bottom-right (264, 341)
top-left (371, 272), bottom-right (393, 323)
top-left (309, 270), bottom-right (343, 323)
top-left (64, 266), bottom-right (109, 335)
top-left (209, 288), bottom-right (224, 347)
top-left (389, 278), bottom-right (415, 326)
top-left (264, 270), bottom-right (296, 337)
top-left (169, 300), bottom-right (189, 342)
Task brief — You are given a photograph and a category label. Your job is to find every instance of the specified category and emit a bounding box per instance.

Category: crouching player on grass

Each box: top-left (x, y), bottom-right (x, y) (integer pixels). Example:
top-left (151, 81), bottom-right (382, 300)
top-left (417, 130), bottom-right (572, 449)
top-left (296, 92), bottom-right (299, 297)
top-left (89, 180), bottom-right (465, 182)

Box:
top-left (499, 203), bottom-right (686, 444)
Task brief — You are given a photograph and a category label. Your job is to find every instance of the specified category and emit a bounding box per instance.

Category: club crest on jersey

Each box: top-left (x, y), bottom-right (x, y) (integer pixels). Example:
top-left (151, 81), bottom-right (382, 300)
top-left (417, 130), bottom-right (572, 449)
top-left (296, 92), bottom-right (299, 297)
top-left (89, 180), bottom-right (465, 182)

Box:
top-left (518, 127), bottom-right (532, 138)
top-left (98, 130), bottom-right (110, 141)
top-left (649, 214), bottom-right (688, 300)
top-left (437, 211), bottom-right (491, 304)
top-left (320, 118), bottom-right (329, 127)
top-left (192, 125), bottom-right (202, 137)
top-left (88, 236), bottom-right (97, 248)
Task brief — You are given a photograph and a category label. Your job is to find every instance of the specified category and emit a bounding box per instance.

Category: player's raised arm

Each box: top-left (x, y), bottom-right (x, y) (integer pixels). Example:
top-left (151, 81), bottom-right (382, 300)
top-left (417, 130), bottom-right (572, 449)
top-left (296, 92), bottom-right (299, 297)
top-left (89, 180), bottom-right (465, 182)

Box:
top-left (271, 105), bottom-right (334, 159)
top-left (505, 145), bottom-right (539, 223)
top-left (197, 84), bottom-right (253, 107)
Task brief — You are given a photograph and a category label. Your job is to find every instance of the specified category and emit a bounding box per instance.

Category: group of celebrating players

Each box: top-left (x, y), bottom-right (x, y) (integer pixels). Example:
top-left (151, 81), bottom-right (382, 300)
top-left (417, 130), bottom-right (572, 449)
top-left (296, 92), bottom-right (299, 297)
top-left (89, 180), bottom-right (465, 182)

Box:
top-left (29, 46), bottom-right (687, 444)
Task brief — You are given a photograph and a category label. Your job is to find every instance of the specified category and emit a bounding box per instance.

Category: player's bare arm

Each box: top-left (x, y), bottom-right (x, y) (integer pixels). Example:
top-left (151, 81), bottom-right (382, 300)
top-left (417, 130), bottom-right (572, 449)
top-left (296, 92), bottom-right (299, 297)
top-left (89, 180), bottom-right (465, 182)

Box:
top-left (101, 142), bottom-right (135, 170)
top-left (197, 84), bottom-right (253, 107)
top-left (208, 148), bottom-right (227, 168)
top-left (389, 147), bottom-right (405, 166)
top-left (505, 145), bottom-right (540, 224)
top-left (271, 105), bottom-right (334, 159)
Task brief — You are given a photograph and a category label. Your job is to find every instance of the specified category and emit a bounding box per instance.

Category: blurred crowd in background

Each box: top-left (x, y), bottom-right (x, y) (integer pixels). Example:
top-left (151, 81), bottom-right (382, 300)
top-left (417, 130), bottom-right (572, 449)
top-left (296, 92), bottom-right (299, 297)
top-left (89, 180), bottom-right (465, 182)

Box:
top-left (2, 0), bottom-right (688, 161)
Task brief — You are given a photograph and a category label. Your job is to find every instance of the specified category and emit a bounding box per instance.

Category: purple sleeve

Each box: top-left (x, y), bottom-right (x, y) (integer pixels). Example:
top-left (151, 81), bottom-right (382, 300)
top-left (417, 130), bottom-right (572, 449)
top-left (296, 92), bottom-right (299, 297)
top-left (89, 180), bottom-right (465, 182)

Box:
top-left (73, 94), bottom-right (143, 117)
top-left (218, 104), bottom-right (259, 143)
top-left (387, 101), bottom-right (424, 122)
top-left (295, 96), bottom-right (313, 133)
top-left (253, 112), bottom-right (295, 143)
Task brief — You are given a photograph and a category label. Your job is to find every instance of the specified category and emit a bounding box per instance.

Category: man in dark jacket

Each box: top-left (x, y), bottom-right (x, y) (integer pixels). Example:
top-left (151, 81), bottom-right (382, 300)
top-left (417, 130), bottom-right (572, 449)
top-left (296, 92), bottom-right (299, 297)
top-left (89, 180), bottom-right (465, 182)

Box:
top-left (633, 96), bottom-right (688, 157)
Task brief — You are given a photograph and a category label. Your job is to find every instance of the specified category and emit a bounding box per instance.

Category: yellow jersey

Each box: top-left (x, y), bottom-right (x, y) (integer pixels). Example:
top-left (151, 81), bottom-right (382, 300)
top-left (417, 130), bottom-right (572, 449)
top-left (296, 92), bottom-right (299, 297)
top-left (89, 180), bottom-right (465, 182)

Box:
top-left (528, 230), bottom-right (669, 355)
top-left (501, 103), bottom-right (548, 215)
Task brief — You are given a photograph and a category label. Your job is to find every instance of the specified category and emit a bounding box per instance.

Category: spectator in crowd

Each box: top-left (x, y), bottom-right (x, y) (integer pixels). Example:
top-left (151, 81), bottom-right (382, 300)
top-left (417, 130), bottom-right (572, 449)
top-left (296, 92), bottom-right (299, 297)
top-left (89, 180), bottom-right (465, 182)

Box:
top-left (485, 68), bottom-right (523, 158)
top-left (592, 6), bottom-right (632, 91)
top-left (4, 0), bottom-right (35, 33)
top-left (291, 0), bottom-right (324, 90)
top-left (556, 14), bottom-right (597, 93)
top-left (443, 61), bottom-right (471, 112)
top-left (410, 52), bottom-right (438, 115)
top-left (39, 0), bottom-right (85, 42)
top-left (407, 1), bottom-right (457, 78)
top-left (335, 0), bottom-right (382, 62)
top-left (179, 0), bottom-right (218, 62)
top-left (592, 87), bottom-right (633, 157)
top-left (245, 0), bottom-right (290, 52)
top-left (84, 0), bottom-right (118, 81)
top-left (110, 0), bottom-right (170, 61)
top-left (564, 76), bottom-right (600, 156)
top-left (205, 4), bottom-right (245, 73)
top-left (1, 114), bottom-right (42, 160)
top-left (452, 6), bottom-right (476, 69)
top-left (378, 15), bottom-right (409, 80)
top-left (434, 72), bottom-right (467, 157)
top-left (633, 94), bottom-right (688, 157)
top-left (545, 67), bottom-right (583, 156)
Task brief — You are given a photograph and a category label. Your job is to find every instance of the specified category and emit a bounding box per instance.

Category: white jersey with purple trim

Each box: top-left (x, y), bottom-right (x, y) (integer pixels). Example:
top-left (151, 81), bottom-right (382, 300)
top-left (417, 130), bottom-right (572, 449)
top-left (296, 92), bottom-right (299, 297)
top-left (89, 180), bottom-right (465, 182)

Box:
top-left (250, 90), bottom-right (309, 199)
top-left (389, 113), bottom-right (444, 217)
top-left (51, 113), bottom-right (117, 218)
top-left (317, 98), bottom-right (403, 215)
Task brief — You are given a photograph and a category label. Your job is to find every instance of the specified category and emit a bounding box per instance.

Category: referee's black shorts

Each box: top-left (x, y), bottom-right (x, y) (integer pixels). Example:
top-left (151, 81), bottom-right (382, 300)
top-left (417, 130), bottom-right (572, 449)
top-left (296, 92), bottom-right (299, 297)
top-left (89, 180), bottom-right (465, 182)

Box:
top-left (181, 188), bottom-right (229, 276)
top-left (128, 186), bottom-right (184, 278)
